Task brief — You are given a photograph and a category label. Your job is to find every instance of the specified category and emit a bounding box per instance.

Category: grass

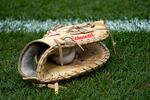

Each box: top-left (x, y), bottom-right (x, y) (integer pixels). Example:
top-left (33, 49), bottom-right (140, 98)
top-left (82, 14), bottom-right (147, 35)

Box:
top-left (0, 32), bottom-right (149, 99)
top-left (0, 0), bottom-right (150, 99)
top-left (0, 0), bottom-right (150, 20)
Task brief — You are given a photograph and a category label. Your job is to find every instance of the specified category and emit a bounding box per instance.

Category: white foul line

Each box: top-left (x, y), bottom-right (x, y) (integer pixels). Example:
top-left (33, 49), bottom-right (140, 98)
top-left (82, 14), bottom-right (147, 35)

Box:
top-left (0, 18), bottom-right (150, 33)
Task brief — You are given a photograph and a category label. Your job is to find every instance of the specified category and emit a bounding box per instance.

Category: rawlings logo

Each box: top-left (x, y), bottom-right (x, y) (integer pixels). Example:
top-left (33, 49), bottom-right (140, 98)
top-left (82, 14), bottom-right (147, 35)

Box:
top-left (72, 33), bottom-right (94, 40)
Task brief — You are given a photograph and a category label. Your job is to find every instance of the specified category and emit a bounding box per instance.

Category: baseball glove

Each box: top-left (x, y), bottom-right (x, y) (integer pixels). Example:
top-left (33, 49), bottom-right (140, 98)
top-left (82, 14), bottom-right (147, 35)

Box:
top-left (18, 20), bottom-right (115, 94)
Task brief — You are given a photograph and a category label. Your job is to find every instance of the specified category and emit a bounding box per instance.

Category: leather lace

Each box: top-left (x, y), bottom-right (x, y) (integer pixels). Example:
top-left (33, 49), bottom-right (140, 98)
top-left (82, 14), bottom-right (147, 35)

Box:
top-left (54, 37), bottom-right (84, 66)
top-left (47, 22), bottom-right (116, 66)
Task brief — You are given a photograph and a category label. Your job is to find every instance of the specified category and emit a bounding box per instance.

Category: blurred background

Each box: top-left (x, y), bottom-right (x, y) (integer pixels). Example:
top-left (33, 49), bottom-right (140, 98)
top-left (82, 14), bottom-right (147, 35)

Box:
top-left (0, 0), bottom-right (150, 20)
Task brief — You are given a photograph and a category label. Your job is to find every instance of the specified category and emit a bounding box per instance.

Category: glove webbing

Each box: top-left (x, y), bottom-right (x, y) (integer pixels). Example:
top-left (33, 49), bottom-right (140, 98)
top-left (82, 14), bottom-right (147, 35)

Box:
top-left (54, 37), bottom-right (84, 66)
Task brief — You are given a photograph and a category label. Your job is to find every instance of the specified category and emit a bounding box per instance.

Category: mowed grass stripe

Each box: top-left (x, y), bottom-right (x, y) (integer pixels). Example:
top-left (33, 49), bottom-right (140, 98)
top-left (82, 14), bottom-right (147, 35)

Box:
top-left (0, 0), bottom-right (150, 20)
top-left (0, 18), bottom-right (150, 33)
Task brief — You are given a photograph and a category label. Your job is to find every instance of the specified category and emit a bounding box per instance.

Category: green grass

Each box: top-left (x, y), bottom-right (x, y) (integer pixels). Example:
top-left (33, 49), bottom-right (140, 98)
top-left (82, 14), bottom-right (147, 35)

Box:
top-left (0, 0), bottom-right (150, 20)
top-left (0, 0), bottom-right (150, 99)
top-left (0, 32), bottom-right (149, 99)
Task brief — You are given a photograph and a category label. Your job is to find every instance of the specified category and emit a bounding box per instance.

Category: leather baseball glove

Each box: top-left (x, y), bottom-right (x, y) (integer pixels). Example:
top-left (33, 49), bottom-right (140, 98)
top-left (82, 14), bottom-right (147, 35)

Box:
top-left (18, 20), bottom-right (115, 94)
